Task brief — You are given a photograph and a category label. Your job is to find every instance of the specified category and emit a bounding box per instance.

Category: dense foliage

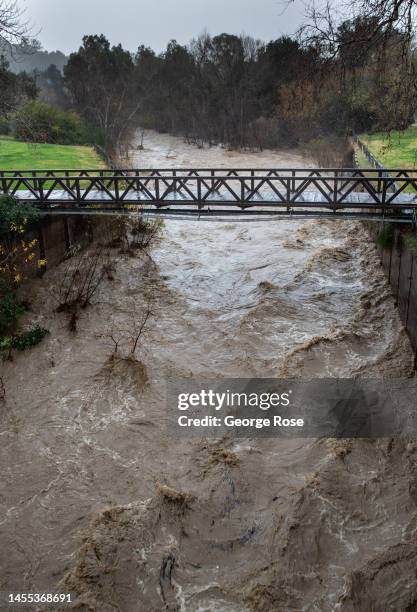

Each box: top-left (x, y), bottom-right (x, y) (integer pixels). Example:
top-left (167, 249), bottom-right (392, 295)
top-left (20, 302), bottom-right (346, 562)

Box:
top-left (0, 7), bottom-right (416, 153)
top-left (0, 194), bottom-right (40, 235)
top-left (130, 34), bottom-right (320, 148)
top-left (59, 25), bottom-right (417, 152)
top-left (10, 99), bottom-right (94, 145)
top-left (0, 54), bottom-right (37, 120)
top-left (0, 50), bottom-right (102, 146)
top-left (0, 195), bottom-right (48, 353)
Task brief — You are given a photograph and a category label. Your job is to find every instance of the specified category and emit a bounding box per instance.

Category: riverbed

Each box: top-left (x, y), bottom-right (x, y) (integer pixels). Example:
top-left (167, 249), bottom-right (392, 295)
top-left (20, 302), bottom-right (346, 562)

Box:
top-left (0, 130), bottom-right (416, 611)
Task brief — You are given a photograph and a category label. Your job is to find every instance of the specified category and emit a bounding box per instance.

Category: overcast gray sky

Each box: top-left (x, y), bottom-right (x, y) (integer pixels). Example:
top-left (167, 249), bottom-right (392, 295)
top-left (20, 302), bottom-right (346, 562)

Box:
top-left (21, 0), bottom-right (307, 54)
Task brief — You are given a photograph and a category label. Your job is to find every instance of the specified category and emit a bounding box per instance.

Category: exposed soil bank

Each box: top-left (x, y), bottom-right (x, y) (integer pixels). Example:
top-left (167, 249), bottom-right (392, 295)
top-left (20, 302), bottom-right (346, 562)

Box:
top-left (0, 130), bottom-right (415, 612)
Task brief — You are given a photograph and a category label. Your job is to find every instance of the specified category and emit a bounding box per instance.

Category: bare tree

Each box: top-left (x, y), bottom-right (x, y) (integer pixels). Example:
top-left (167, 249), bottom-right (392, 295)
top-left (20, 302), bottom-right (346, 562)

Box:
top-left (0, 1), bottom-right (31, 50)
top-left (107, 298), bottom-right (154, 362)
top-left (298, 0), bottom-right (416, 57)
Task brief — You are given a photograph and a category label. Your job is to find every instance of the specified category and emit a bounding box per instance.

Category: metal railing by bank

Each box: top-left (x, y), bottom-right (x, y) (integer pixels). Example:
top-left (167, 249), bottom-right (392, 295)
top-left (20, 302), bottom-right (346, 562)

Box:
top-left (352, 135), bottom-right (402, 195)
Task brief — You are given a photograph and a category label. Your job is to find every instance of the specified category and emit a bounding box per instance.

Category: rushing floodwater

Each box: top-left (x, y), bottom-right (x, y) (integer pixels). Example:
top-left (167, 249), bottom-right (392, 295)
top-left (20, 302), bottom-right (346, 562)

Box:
top-left (0, 130), bottom-right (416, 612)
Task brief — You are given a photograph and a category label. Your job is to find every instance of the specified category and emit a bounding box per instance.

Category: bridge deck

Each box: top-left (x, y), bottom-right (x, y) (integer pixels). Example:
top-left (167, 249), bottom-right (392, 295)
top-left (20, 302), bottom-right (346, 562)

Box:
top-left (13, 188), bottom-right (417, 206)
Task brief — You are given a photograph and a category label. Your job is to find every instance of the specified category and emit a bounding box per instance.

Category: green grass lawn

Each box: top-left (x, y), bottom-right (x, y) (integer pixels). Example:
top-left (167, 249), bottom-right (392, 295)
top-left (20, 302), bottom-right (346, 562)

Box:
top-left (0, 136), bottom-right (105, 171)
top-left (360, 127), bottom-right (417, 169)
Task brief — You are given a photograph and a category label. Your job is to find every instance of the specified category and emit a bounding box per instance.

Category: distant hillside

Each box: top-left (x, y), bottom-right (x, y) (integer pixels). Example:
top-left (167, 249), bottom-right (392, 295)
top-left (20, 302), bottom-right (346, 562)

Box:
top-left (3, 43), bottom-right (68, 74)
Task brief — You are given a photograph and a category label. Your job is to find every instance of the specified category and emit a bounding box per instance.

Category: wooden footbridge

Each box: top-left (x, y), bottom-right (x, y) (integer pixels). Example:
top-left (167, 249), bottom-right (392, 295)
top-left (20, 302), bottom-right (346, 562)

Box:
top-left (2, 167), bottom-right (417, 223)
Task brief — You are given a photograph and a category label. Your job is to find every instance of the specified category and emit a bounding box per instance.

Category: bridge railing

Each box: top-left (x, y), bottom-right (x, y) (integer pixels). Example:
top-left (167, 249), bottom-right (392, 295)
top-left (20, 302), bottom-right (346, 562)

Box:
top-left (2, 167), bottom-right (417, 189)
top-left (0, 167), bottom-right (415, 186)
top-left (1, 169), bottom-right (417, 218)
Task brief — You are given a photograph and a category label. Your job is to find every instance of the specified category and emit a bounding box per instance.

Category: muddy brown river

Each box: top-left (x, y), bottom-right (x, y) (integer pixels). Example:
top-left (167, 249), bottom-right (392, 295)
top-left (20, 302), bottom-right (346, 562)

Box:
top-left (1, 131), bottom-right (416, 611)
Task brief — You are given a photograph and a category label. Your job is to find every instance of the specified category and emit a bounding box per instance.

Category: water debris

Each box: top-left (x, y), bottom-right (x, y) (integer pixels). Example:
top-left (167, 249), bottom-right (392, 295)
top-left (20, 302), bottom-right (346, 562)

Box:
top-left (102, 353), bottom-right (148, 390)
top-left (322, 438), bottom-right (353, 459)
top-left (244, 584), bottom-right (287, 612)
top-left (156, 483), bottom-right (194, 508)
top-left (159, 552), bottom-right (176, 607)
top-left (257, 280), bottom-right (275, 293)
top-left (282, 238), bottom-right (305, 249)
top-left (209, 448), bottom-right (240, 467)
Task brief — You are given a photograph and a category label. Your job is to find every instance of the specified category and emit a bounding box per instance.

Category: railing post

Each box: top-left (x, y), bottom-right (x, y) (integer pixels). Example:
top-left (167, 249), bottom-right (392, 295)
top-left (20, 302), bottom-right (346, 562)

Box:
top-left (196, 176), bottom-right (201, 205)
top-left (0, 171), bottom-right (7, 194)
top-left (75, 178), bottom-right (81, 204)
top-left (382, 178), bottom-right (387, 211)
top-left (38, 177), bottom-right (44, 202)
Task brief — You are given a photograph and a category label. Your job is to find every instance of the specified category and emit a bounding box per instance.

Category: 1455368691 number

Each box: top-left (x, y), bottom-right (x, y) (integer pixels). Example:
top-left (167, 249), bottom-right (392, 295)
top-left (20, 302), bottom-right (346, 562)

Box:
top-left (7, 593), bottom-right (73, 604)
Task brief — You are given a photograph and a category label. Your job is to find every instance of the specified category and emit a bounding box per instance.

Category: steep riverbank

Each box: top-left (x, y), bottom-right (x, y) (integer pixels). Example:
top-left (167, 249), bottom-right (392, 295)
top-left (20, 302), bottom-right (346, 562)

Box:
top-left (0, 130), bottom-right (415, 611)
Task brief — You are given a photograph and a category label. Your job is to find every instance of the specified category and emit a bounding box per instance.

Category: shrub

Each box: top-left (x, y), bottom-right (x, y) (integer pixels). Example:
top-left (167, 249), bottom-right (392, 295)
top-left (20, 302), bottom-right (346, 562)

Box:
top-left (0, 194), bottom-right (40, 235)
top-left (403, 233), bottom-right (417, 257)
top-left (247, 117), bottom-right (295, 150)
top-left (56, 246), bottom-right (110, 312)
top-left (0, 116), bottom-right (10, 135)
top-left (0, 326), bottom-right (49, 353)
top-left (128, 215), bottom-right (163, 252)
top-left (0, 195), bottom-right (41, 288)
top-left (11, 100), bottom-right (92, 145)
top-left (55, 245), bottom-right (114, 332)
top-left (0, 284), bottom-right (25, 336)
top-left (97, 214), bottom-right (162, 253)
top-left (376, 224), bottom-right (395, 249)
top-left (0, 195), bottom-right (48, 353)
top-left (302, 136), bottom-right (354, 168)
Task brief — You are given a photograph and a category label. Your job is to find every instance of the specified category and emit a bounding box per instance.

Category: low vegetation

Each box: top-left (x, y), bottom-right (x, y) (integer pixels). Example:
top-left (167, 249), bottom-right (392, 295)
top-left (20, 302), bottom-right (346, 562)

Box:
top-left (0, 194), bottom-right (48, 358)
top-left (8, 99), bottom-right (101, 146)
top-left (97, 213), bottom-right (163, 253)
top-left (0, 325), bottom-right (49, 353)
top-left (376, 223), bottom-right (396, 249)
top-left (107, 299), bottom-right (153, 362)
top-left (55, 214), bottom-right (161, 333)
top-left (55, 245), bottom-right (112, 332)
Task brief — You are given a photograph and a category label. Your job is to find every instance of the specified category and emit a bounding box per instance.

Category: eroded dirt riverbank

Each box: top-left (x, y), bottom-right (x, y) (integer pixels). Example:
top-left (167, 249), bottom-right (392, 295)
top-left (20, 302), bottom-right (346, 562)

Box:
top-left (0, 131), bottom-right (416, 611)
